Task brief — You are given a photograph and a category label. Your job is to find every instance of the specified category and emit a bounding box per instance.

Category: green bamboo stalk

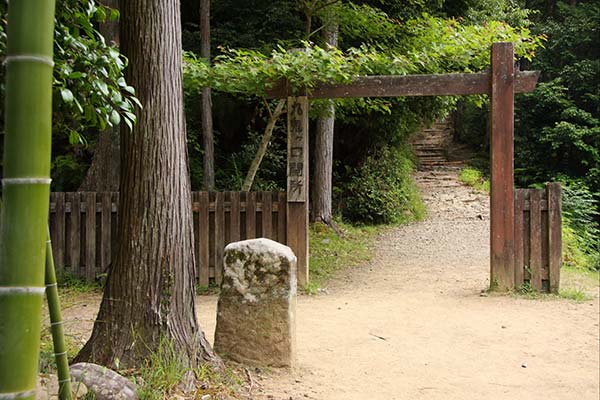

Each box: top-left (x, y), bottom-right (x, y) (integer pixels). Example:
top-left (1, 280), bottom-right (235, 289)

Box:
top-left (45, 228), bottom-right (73, 400)
top-left (0, 1), bottom-right (57, 399)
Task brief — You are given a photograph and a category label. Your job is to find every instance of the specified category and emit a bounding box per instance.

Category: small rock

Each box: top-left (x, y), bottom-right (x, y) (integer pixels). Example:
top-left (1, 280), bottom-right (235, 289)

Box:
top-left (521, 363), bottom-right (527, 368)
top-left (201, 395), bottom-right (211, 400)
top-left (501, 325), bottom-right (507, 329)
top-left (70, 363), bottom-right (138, 400)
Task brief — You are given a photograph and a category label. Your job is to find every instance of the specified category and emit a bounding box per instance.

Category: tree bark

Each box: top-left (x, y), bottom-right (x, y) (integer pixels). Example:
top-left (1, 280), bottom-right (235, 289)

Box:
top-left (79, 0), bottom-right (120, 192)
top-left (311, 23), bottom-right (338, 224)
top-left (200, 0), bottom-right (215, 190)
top-left (75, 0), bottom-right (220, 369)
top-left (78, 127), bottom-right (120, 191)
top-left (241, 99), bottom-right (286, 192)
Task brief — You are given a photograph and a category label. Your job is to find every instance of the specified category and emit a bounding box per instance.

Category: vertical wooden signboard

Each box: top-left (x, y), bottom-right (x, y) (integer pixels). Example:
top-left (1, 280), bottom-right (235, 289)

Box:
top-left (287, 96), bottom-right (309, 287)
top-left (490, 42), bottom-right (515, 290)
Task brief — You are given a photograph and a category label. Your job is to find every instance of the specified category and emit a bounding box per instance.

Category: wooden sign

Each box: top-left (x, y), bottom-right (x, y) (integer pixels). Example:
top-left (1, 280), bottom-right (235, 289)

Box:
top-left (287, 96), bottom-right (309, 202)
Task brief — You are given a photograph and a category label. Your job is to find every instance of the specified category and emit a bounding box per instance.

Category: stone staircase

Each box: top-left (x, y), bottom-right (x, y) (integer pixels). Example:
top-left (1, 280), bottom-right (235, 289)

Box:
top-left (411, 119), bottom-right (464, 171)
top-left (411, 119), bottom-right (488, 220)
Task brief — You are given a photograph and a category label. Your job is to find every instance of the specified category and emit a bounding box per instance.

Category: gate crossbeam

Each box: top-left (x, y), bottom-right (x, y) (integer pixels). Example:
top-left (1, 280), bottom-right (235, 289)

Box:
top-left (277, 42), bottom-right (539, 291)
top-left (267, 70), bottom-right (539, 99)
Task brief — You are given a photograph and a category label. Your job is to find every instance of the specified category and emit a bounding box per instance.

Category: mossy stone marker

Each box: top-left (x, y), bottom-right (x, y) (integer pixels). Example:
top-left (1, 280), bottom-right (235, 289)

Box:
top-left (215, 238), bottom-right (297, 367)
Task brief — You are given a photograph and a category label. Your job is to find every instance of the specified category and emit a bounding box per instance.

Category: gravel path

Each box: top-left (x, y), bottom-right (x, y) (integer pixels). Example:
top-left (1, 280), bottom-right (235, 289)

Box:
top-left (49, 168), bottom-right (599, 400)
top-left (221, 168), bottom-right (600, 400)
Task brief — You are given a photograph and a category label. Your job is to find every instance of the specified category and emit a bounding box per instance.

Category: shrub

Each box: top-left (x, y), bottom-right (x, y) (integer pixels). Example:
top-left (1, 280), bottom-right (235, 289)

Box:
top-left (561, 183), bottom-right (599, 271)
top-left (341, 147), bottom-right (425, 224)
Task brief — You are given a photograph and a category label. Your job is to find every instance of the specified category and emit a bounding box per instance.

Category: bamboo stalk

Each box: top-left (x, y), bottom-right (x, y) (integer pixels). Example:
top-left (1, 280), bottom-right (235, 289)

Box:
top-left (45, 228), bottom-right (73, 400)
top-left (0, 1), bottom-right (57, 399)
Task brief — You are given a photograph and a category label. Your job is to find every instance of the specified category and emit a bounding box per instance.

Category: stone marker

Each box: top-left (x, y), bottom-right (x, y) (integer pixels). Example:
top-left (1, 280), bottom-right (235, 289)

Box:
top-left (214, 238), bottom-right (297, 367)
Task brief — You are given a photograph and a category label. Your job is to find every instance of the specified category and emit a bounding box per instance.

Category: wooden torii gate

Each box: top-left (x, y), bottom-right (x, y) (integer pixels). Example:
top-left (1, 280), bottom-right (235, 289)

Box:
top-left (268, 42), bottom-right (540, 291)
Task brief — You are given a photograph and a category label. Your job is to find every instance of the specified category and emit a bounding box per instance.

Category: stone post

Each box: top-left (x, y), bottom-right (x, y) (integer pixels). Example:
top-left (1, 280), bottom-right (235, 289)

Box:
top-left (214, 238), bottom-right (297, 367)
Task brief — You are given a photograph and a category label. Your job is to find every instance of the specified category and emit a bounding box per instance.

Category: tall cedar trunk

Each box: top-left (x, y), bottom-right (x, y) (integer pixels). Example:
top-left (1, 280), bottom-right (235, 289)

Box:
top-left (78, 127), bottom-right (120, 191)
top-left (200, 0), bottom-right (215, 190)
top-left (75, 0), bottom-right (220, 368)
top-left (79, 0), bottom-right (120, 192)
top-left (311, 24), bottom-right (338, 224)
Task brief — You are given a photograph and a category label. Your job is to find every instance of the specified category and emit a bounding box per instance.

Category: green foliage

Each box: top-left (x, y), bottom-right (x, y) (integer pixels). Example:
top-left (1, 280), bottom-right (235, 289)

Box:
top-left (459, 167), bottom-right (490, 193)
top-left (514, 1), bottom-right (599, 194)
top-left (307, 220), bottom-right (382, 293)
top-left (341, 147), bottom-right (425, 224)
top-left (0, 0), bottom-right (139, 144)
top-left (515, 281), bottom-right (592, 302)
top-left (136, 339), bottom-right (188, 400)
top-left (217, 125), bottom-right (287, 190)
top-left (515, 80), bottom-right (599, 192)
top-left (50, 155), bottom-right (87, 192)
top-left (463, 0), bottom-right (534, 27)
top-left (184, 17), bottom-right (542, 98)
top-left (558, 287), bottom-right (592, 302)
top-left (135, 337), bottom-right (241, 399)
top-left (336, 2), bottom-right (402, 45)
top-left (562, 184), bottom-right (600, 271)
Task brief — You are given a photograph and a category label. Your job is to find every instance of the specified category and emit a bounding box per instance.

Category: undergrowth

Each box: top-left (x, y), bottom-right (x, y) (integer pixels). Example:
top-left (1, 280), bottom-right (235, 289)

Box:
top-left (513, 266), bottom-right (598, 302)
top-left (135, 338), bottom-right (242, 400)
top-left (306, 220), bottom-right (385, 294)
top-left (459, 166), bottom-right (490, 193)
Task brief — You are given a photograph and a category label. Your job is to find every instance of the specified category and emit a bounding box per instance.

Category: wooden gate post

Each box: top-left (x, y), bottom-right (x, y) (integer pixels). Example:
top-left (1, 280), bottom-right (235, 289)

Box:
top-left (287, 96), bottom-right (309, 288)
top-left (490, 42), bottom-right (515, 290)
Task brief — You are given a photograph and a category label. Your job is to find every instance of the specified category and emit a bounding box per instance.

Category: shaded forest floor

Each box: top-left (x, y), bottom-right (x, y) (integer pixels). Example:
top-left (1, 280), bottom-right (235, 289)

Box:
top-left (41, 168), bottom-right (599, 399)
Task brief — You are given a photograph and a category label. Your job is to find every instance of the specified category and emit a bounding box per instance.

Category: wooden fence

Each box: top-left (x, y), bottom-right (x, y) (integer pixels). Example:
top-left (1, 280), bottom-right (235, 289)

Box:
top-left (514, 183), bottom-right (562, 293)
top-left (48, 191), bottom-right (287, 285)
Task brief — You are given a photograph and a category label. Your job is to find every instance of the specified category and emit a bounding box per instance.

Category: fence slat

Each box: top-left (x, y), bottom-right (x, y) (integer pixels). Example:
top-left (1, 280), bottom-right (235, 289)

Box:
top-left (215, 192), bottom-right (225, 285)
top-left (262, 191), bottom-right (273, 239)
top-left (230, 192), bottom-right (241, 243)
top-left (198, 192), bottom-right (210, 286)
top-left (547, 183), bottom-right (562, 293)
top-left (529, 189), bottom-right (542, 290)
top-left (53, 192), bottom-right (66, 272)
top-left (278, 192), bottom-right (287, 244)
top-left (48, 191), bottom-right (287, 282)
top-left (246, 192), bottom-right (256, 239)
top-left (101, 192), bottom-right (112, 272)
top-left (514, 189), bottom-right (525, 287)
top-left (68, 192), bottom-right (81, 275)
top-left (85, 192), bottom-right (96, 282)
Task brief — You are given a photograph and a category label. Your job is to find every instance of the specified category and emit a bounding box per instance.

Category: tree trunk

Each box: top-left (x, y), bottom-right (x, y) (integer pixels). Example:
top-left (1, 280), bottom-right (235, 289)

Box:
top-left (75, 0), bottom-right (220, 369)
top-left (99, 0), bottom-right (120, 46)
top-left (79, 0), bottom-right (120, 192)
top-left (78, 127), bottom-right (120, 191)
top-left (311, 23), bottom-right (338, 224)
top-left (241, 99), bottom-right (286, 192)
top-left (200, 0), bottom-right (215, 190)
top-left (0, 0), bottom-right (56, 397)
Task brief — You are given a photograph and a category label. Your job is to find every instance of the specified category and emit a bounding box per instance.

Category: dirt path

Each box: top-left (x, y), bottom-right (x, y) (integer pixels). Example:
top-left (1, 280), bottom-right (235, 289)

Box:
top-left (56, 169), bottom-right (599, 400)
top-left (199, 168), bottom-right (597, 400)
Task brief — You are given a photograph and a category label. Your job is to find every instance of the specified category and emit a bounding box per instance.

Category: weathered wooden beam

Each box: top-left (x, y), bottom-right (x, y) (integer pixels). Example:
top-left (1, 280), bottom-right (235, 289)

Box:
top-left (287, 96), bottom-right (310, 288)
top-left (490, 42), bottom-right (515, 291)
top-left (266, 71), bottom-right (539, 99)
